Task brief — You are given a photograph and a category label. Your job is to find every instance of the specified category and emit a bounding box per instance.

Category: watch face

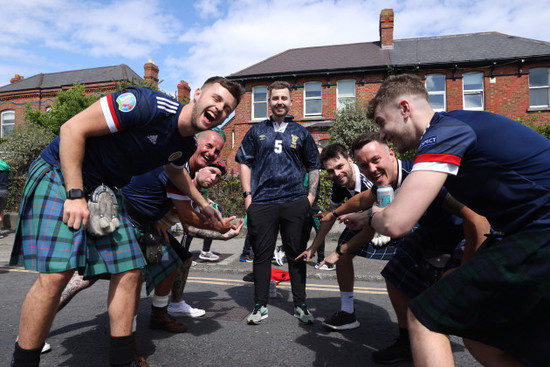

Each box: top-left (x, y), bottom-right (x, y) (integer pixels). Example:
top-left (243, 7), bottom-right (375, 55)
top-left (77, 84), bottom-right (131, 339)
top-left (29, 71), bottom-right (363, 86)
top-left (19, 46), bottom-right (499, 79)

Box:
top-left (68, 189), bottom-right (84, 199)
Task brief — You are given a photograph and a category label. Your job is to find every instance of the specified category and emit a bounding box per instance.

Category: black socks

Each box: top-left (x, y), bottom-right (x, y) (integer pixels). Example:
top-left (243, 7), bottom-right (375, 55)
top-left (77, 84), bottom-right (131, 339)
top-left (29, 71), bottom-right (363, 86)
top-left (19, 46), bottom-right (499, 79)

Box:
top-left (11, 342), bottom-right (42, 367)
top-left (109, 334), bottom-right (135, 367)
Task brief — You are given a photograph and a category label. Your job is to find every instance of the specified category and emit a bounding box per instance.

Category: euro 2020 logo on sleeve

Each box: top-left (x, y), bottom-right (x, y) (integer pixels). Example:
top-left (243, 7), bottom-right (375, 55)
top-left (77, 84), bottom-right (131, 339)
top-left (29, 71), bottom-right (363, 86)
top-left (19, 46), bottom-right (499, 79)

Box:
top-left (116, 93), bottom-right (137, 113)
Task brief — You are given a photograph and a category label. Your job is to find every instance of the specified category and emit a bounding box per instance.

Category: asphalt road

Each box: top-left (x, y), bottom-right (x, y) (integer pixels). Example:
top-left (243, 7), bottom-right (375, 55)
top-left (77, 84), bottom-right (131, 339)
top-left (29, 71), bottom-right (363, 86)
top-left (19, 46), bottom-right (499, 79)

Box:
top-left (0, 228), bottom-right (480, 367)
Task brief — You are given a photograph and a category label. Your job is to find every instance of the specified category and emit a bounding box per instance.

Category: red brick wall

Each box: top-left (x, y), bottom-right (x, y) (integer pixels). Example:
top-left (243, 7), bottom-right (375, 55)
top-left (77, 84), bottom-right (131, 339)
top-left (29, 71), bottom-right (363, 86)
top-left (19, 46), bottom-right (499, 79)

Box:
top-left (0, 82), bottom-right (118, 127)
top-left (223, 63), bottom-right (550, 174)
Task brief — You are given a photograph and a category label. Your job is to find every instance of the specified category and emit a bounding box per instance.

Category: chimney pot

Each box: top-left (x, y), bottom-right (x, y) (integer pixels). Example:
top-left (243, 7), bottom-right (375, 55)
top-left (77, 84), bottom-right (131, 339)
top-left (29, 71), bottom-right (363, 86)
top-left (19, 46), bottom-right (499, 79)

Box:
top-left (10, 74), bottom-right (24, 83)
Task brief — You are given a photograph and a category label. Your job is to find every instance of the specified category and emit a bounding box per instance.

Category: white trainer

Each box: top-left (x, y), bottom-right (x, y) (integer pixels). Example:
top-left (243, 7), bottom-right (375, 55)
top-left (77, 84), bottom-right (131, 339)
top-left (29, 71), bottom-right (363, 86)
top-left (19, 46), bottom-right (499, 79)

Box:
top-left (274, 246), bottom-right (285, 266)
top-left (199, 251), bottom-right (220, 261)
top-left (167, 300), bottom-right (206, 317)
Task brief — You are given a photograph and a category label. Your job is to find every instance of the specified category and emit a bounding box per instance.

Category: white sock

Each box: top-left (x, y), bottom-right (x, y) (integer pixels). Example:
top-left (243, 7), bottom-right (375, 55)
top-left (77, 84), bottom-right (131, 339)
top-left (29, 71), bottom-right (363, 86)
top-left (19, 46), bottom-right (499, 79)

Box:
top-left (152, 295), bottom-right (170, 308)
top-left (340, 292), bottom-right (354, 314)
top-left (132, 315), bottom-right (137, 333)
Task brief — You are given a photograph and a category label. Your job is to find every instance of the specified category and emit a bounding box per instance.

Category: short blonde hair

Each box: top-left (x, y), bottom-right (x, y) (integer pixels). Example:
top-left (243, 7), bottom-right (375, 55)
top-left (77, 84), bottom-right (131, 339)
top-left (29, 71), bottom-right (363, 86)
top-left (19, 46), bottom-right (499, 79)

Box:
top-left (367, 74), bottom-right (429, 119)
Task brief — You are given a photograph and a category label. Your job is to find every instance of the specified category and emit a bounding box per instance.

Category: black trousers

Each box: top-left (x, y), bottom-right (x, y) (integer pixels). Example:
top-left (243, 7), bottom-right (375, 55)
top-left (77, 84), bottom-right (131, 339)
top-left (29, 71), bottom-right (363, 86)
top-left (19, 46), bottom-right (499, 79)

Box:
top-left (247, 197), bottom-right (311, 306)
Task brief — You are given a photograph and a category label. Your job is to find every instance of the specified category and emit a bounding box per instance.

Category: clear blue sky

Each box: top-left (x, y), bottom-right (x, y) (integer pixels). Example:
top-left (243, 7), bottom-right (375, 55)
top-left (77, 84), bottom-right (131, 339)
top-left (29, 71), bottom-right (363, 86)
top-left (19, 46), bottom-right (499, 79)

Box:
top-left (1, 0), bottom-right (549, 95)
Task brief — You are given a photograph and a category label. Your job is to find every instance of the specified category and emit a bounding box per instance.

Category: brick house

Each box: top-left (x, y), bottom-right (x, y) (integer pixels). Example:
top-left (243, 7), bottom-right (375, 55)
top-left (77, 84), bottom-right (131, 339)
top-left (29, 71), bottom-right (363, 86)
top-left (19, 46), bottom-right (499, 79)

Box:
top-left (0, 61), bottom-right (193, 138)
top-left (222, 8), bottom-right (550, 175)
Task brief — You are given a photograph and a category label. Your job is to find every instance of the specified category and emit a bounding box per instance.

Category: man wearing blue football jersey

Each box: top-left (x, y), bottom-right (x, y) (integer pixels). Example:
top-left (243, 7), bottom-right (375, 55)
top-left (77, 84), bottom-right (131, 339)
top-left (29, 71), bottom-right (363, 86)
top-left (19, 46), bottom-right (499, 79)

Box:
top-left (361, 73), bottom-right (550, 366)
top-left (10, 77), bottom-right (243, 367)
top-left (236, 81), bottom-right (321, 325)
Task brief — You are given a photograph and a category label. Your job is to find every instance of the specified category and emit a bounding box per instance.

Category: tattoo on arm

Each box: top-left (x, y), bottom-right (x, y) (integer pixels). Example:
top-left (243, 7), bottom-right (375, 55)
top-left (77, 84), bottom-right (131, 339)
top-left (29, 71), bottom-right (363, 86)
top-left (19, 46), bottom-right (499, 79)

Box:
top-left (308, 169), bottom-right (320, 198)
top-left (441, 193), bottom-right (465, 216)
top-left (186, 225), bottom-right (230, 240)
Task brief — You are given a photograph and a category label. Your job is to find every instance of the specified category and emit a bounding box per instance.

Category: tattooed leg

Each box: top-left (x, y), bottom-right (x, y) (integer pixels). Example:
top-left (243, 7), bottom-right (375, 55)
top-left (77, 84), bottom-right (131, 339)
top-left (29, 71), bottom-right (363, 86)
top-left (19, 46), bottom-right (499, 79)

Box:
top-left (171, 258), bottom-right (192, 303)
top-left (57, 272), bottom-right (97, 312)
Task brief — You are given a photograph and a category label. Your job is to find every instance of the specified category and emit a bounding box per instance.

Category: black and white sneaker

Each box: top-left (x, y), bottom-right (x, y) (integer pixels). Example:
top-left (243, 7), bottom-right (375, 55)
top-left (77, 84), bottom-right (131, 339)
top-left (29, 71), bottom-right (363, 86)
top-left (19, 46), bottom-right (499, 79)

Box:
top-left (322, 310), bottom-right (360, 330)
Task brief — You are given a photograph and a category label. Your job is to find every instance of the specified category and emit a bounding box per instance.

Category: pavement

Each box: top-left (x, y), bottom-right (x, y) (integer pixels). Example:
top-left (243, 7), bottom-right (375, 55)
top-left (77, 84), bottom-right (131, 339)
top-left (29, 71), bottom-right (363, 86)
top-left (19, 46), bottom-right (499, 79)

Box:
top-left (0, 220), bottom-right (388, 281)
top-left (0, 222), bottom-right (481, 366)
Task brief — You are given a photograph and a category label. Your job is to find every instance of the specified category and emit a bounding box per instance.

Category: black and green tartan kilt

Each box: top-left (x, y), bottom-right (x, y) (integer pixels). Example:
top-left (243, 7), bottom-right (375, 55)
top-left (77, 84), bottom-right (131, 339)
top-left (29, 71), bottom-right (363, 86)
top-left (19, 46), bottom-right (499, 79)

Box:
top-left (132, 221), bottom-right (188, 295)
top-left (409, 229), bottom-right (550, 365)
top-left (9, 158), bottom-right (147, 277)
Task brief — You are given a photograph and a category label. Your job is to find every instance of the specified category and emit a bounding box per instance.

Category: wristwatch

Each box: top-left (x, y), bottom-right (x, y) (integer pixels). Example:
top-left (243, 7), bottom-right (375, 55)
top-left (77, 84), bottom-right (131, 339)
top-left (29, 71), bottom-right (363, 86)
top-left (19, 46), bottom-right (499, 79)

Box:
top-left (243, 191), bottom-right (252, 198)
top-left (66, 188), bottom-right (85, 200)
top-left (331, 209), bottom-right (339, 218)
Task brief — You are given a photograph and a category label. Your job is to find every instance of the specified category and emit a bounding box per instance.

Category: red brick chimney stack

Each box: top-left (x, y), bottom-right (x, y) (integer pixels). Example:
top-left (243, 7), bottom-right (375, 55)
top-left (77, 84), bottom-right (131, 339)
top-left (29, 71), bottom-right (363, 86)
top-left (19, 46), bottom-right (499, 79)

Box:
top-left (379, 8), bottom-right (394, 49)
top-left (144, 60), bottom-right (159, 87)
top-left (10, 74), bottom-right (24, 83)
top-left (178, 80), bottom-right (191, 102)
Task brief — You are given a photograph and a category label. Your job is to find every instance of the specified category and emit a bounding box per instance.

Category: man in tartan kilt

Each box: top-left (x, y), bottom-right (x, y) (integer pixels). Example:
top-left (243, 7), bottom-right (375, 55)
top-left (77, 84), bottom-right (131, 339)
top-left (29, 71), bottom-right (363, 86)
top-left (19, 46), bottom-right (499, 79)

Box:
top-left (9, 77), bottom-right (243, 367)
top-left (347, 73), bottom-right (550, 366)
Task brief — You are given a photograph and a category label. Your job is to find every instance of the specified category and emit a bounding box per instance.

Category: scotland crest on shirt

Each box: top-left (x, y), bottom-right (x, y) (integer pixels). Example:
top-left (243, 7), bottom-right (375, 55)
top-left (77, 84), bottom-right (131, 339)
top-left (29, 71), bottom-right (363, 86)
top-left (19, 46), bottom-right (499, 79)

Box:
top-left (290, 134), bottom-right (299, 149)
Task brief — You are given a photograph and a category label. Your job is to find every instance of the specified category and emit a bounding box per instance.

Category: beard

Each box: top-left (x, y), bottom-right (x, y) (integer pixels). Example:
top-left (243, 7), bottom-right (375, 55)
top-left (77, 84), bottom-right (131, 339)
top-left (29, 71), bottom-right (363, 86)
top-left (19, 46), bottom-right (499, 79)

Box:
top-left (271, 105), bottom-right (289, 119)
top-left (190, 103), bottom-right (206, 132)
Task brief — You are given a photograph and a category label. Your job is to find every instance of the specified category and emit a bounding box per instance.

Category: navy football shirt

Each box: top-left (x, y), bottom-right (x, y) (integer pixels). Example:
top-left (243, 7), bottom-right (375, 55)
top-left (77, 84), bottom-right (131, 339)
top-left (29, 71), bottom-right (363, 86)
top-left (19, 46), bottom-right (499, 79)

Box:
top-left (236, 116), bottom-right (321, 204)
top-left (122, 166), bottom-right (173, 222)
top-left (40, 87), bottom-right (197, 189)
top-left (413, 110), bottom-right (550, 233)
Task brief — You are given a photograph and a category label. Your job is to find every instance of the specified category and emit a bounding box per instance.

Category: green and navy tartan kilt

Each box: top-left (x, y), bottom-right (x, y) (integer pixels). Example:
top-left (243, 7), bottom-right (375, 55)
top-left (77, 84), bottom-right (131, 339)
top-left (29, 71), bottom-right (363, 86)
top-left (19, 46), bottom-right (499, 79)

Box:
top-left (337, 227), bottom-right (399, 260)
top-left (9, 158), bottom-right (147, 277)
top-left (381, 226), bottom-right (464, 299)
top-left (133, 222), bottom-right (188, 295)
top-left (409, 229), bottom-right (550, 365)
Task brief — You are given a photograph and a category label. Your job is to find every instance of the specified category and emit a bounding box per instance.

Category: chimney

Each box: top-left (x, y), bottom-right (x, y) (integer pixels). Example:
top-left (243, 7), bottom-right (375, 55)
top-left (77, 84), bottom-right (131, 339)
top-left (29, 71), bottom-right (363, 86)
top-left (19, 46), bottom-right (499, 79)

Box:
top-left (379, 8), bottom-right (394, 49)
top-left (144, 60), bottom-right (159, 87)
top-left (10, 74), bottom-right (24, 83)
top-left (177, 80), bottom-right (191, 103)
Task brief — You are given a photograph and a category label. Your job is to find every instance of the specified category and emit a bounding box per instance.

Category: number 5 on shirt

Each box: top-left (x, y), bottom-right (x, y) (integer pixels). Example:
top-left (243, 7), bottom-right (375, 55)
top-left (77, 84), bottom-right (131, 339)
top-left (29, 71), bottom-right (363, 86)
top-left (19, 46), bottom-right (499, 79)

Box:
top-left (274, 140), bottom-right (282, 154)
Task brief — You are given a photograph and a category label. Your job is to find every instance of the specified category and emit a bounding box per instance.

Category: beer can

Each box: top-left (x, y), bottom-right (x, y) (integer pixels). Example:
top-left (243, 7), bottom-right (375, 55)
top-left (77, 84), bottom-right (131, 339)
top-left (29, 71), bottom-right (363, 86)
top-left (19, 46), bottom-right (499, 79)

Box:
top-left (377, 184), bottom-right (394, 208)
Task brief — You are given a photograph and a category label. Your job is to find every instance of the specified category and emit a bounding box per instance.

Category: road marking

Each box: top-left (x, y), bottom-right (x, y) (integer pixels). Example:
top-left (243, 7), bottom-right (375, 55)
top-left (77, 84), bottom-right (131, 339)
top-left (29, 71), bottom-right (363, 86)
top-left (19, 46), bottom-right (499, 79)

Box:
top-left (0, 268), bottom-right (388, 295)
top-left (187, 276), bottom-right (387, 295)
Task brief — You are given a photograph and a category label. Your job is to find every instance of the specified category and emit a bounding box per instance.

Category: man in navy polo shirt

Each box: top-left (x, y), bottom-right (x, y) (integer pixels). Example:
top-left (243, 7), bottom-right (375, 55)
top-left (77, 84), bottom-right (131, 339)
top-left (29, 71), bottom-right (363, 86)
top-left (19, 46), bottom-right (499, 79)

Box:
top-left (236, 81), bottom-right (321, 325)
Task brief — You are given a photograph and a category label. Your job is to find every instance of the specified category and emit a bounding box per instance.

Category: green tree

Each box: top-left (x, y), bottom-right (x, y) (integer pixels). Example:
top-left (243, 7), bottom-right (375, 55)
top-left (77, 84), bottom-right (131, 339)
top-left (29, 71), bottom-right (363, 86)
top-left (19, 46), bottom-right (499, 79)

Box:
top-left (25, 84), bottom-right (100, 135)
top-left (0, 122), bottom-right (55, 210)
top-left (329, 100), bottom-right (378, 149)
top-left (517, 112), bottom-right (550, 139)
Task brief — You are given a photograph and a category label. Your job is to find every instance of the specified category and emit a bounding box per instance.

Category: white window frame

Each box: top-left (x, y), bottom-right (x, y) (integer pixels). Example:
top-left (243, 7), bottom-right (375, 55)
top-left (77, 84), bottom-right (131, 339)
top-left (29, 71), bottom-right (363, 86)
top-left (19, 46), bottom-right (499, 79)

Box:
top-left (425, 74), bottom-right (446, 112)
top-left (304, 82), bottom-right (322, 116)
top-left (463, 72), bottom-right (484, 110)
top-left (252, 86), bottom-right (268, 120)
top-left (529, 67), bottom-right (550, 108)
top-left (337, 80), bottom-right (356, 110)
top-left (1, 110), bottom-right (15, 138)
